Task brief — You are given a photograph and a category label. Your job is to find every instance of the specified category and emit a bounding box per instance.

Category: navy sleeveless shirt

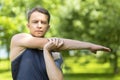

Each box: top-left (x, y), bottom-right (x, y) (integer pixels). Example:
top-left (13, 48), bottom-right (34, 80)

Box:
top-left (11, 48), bottom-right (63, 80)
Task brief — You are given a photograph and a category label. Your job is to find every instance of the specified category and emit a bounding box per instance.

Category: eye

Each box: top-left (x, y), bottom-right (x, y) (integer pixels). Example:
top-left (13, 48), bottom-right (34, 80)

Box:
top-left (41, 21), bottom-right (47, 24)
top-left (33, 21), bottom-right (38, 23)
top-left (32, 20), bottom-right (38, 23)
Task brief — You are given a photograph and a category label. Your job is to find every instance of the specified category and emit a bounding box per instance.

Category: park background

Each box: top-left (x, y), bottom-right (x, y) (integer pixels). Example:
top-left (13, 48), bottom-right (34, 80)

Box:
top-left (0, 0), bottom-right (120, 80)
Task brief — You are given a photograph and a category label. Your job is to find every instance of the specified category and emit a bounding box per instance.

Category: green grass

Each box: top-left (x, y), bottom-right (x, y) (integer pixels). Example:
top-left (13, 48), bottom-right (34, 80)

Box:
top-left (0, 57), bottom-right (120, 80)
top-left (64, 73), bottom-right (120, 80)
top-left (62, 56), bottom-right (120, 80)
top-left (0, 59), bottom-right (12, 80)
top-left (62, 55), bottom-right (113, 73)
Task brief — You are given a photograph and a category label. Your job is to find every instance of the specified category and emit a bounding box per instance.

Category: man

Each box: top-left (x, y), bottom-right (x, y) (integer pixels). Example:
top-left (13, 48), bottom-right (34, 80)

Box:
top-left (10, 7), bottom-right (111, 80)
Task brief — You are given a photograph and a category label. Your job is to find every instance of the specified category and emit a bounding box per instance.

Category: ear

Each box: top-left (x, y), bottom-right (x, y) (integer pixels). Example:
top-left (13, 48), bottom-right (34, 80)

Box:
top-left (27, 23), bottom-right (30, 28)
top-left (47, 25), bottom-right (50, 30)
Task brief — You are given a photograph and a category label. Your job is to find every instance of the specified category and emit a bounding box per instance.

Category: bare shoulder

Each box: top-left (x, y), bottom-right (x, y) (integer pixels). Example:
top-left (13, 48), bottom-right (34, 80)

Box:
top-left (10, 33), bottom-right (31, 61)
top-left (10, 33), bottom-right (33, 45)
top-left (11, 33), bottom-right (31, 41)
top-left (10, 33), bottom-right (32, 50)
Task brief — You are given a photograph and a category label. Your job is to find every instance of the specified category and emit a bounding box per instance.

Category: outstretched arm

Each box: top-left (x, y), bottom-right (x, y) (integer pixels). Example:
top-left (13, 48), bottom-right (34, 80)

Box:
top-left (48, 38), bottom-right (111, 53)
top-left (10, 33), bottom-right (111, 61)
top-left (11, 33), bottom-right (111, 52)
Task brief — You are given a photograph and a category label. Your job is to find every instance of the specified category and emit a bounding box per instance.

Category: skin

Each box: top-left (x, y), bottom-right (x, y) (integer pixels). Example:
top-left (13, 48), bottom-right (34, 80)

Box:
top-left (10, 10), bottom-right (111, 80)
top-left (10, 11), bottom-right (50, 61)
top-left (10, 11), bottom-right (63, 80)
top-left (43, 39), bottom-right (64, 80)
top-left (27, 11), bottom-right (50, 37)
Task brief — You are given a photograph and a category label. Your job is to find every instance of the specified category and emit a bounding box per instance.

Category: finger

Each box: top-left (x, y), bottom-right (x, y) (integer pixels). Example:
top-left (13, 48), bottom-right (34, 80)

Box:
top-left (106, 48), bottom-right (111, 52)
top-left (58, 39), bottom-right (64, 48)
top-left (102, 47), bottom-right (111, 52)
top-left (49, 38), bottom-right (55, 45)
top-left (51, 38), bottom-right (59, 47)
top-left (55, 38), bottom-right (59, 47)
top-left (105, 48), bottom-right (111, 52)
top-left (50, 38), bottom-right (58, 48)
top-left (52, 38), bottom-right (56, 43)
top-left (50, 38), bottom-right (54, 42)
top-left (48, 38), bottom-right (52, 42)
top-left (48, 38), bottom-right (53, 43)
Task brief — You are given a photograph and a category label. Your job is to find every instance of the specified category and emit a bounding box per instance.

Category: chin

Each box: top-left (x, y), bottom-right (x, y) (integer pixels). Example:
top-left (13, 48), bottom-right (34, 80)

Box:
top-left (36, 35), bottom-right (44, 37)
top-left (31, 34), bottom-right (43, 37)
top-left (31, 33), bottom-right (45, 37)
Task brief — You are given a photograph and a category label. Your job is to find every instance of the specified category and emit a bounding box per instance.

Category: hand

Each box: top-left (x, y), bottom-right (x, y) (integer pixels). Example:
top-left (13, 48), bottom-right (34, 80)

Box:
top-left (44, 38), bottom-right (64, 51)
top-left (90, 45), bottom-right (111, 53)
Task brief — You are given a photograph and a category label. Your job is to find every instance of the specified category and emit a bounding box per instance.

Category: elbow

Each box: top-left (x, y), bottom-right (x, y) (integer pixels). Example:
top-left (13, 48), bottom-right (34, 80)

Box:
top-left (50, 74), bottom-right (63, 80)
top-left (56, 72), bottom-right (63, 80)
top-left (58, 74), bottom-right (63, 80)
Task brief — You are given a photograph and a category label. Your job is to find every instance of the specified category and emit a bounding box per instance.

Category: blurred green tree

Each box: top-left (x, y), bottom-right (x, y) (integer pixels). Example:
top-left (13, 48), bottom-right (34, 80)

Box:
top-left (0, 0), bottom-right (120, 74)
top-left (55, 0), bottom-right (120, 74)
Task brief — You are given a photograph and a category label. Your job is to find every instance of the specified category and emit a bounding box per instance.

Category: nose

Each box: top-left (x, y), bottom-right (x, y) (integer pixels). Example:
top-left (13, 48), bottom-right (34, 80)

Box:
top-left (37, 21), bottom-right (42, 28)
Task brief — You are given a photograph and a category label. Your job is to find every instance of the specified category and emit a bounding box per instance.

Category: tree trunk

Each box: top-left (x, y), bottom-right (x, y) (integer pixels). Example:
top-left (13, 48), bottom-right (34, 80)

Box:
top-left (113, 50), bottom-right (118, 74)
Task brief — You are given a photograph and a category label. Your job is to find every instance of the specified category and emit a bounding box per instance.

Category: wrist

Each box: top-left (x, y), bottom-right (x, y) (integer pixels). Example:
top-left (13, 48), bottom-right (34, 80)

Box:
top-left (43, 47), bottom-right (51, 52)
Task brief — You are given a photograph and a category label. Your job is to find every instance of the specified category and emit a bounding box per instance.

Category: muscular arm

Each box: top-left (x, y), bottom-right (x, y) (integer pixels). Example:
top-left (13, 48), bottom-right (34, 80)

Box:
top-left (43, 39), bottom-right (63, 80)
top-left (10, 33), bottom-right (110, 61)
top-left (10, 33), bottom-right (49, 61)
top-left (11, 33), bottom-right (48, 49)
top-left (57, 38), bottom-right (111, 53)
top-left (11, 33), bottom-right (111, 52)
top-left (43, 49), bottom-right (63, 80)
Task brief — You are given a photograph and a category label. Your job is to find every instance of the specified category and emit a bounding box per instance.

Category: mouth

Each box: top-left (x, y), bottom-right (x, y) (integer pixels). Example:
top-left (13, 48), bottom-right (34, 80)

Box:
top-left (34, 30), bottom-right (45, 37)
top-left (35, 30), bottom-right (43, 33)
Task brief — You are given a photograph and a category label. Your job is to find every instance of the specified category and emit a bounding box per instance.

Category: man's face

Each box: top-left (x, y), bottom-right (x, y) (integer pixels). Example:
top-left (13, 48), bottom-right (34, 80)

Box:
top-left (27, 11), bottom-right (50, 37)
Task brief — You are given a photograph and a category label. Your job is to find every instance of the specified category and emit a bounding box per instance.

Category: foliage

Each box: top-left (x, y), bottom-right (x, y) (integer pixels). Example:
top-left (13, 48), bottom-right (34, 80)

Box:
top-left (48, 0), bottom-right (120, 73)
top-left (0, 0), bottom-right (120, 73)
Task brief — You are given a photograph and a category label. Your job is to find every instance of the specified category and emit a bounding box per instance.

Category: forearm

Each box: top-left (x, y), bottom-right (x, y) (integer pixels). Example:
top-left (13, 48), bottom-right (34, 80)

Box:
top-left (25, 37), bottom-right (93, 50)
top-left (57, 38), bottom-right (111, 52)
top-left (19, 34), bottom-right (108, 52)
top-left (55, 38), bottom-right (95, 51)
top-left (15, 33), bottom-right (109, 52)
top-left (43, 49), bottom-right (63, 80)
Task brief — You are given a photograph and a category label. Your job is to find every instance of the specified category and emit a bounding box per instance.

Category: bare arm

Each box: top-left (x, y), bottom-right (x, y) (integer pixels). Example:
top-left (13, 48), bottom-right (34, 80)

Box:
top-left (10, 33), bottom-right (111, 61)
top-left (11, 33), bottom-right (48, 49)
top-left (48, 38), bottom-right (111, 53)
top-left (11, 33), bottom-right (111, 52)
top-left (10, 33), bottom-right (49, 61)
top-left (43, 39), bottom-right (63, 80)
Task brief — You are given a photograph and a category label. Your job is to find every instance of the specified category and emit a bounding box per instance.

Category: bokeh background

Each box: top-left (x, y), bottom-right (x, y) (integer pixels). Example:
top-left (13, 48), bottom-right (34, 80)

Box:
top-left (0, 0), bottom-right (120, 80)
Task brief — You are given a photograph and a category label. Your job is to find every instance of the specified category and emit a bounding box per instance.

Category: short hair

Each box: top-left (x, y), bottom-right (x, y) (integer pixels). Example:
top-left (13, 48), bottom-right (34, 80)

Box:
top-left (27, 7), bottom-right (50, 23)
